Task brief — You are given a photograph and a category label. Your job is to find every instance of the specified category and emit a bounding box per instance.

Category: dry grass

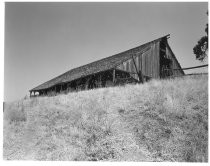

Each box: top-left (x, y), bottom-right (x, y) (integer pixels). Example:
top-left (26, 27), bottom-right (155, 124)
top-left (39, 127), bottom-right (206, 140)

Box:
top-left (3, 75), bottom-right (208, 162)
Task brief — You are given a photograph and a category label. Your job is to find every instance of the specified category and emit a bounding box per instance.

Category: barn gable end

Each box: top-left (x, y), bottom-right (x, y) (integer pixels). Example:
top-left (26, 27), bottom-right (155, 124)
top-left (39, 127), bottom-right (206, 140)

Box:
top-left (165, 41), bottom-right (185, 76)
top-left (116, 40), bottom-right (160, 80)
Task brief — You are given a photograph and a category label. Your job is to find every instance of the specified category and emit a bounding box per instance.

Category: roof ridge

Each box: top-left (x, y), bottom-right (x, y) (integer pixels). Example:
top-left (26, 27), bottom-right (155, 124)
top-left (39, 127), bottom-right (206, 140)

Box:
top-left (63, 34), bottom-right (170, 73)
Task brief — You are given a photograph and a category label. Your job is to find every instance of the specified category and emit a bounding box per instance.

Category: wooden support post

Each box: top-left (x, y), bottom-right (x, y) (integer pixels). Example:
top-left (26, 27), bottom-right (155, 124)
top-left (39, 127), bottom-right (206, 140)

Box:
top-left (66, 83), bottom-right (69, 92)
top-left (99, 74), bottom-right (102, 87)
top-left (100, 71), bottom-right (106, 87)
top-left (75, 81), bottom-right (78, 90)
top-left (113, 69), bottom-right (116, 84)
top-left (139, 70), bottom-right (144, 83)
top-left (131, 55), bottom-right (143, 83)
top-left (30, 91), bottom-right (32, 97)
top-left (85, 76), bottom-right (92, 89)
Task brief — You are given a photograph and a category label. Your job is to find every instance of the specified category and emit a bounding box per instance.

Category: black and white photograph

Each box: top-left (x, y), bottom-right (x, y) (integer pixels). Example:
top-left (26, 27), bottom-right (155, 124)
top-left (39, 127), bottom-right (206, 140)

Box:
top-left (3, 1), bottom-right (208, 163)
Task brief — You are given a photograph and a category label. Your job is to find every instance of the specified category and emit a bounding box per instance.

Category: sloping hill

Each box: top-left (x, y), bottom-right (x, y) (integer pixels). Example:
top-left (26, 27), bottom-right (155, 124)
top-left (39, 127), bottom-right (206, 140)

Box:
top-left (3, 75), bottom-right (208, 162)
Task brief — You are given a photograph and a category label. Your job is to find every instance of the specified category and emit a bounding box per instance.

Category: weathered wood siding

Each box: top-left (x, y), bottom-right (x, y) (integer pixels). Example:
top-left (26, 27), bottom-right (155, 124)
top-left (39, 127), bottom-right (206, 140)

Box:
top-left (116, 41), bottom-right (160, 80)
top-left (165, 42), bottom-right (184, 76)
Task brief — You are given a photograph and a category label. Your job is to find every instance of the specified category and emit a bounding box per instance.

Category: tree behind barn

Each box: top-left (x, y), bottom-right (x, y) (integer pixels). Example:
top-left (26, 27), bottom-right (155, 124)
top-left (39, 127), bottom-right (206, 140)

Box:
top-left (193, 12), bottom-right (208, 62)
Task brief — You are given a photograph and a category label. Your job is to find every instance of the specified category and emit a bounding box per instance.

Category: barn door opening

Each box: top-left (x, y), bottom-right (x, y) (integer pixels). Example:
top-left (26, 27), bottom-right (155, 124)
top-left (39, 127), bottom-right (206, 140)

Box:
top-left (160, 40), bottom-right (172, 78)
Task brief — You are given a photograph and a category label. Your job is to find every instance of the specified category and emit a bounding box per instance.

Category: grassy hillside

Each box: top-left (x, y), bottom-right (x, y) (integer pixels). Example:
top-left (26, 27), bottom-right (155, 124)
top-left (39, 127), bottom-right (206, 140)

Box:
top-left (3, 75), bottom-right (208, 162)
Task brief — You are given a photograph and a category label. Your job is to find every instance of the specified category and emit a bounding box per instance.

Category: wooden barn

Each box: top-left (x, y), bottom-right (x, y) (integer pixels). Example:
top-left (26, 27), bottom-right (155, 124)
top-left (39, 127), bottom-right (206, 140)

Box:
top-left (29, 35), bottom-right (184, 97)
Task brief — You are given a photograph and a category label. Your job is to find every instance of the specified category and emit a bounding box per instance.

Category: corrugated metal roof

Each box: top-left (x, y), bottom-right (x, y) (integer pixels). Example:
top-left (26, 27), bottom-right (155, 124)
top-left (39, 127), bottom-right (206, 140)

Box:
top-left (30, 35), bottom-right (169, 91)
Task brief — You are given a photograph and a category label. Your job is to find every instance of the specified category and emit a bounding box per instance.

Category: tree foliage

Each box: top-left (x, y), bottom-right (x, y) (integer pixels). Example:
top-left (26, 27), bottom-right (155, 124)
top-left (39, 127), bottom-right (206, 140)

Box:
top-left (193, 13), bottom-right (208, 62)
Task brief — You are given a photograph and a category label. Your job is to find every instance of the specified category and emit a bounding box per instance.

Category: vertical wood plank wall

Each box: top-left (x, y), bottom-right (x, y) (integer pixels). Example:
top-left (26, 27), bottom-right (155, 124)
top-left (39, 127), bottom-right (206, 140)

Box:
top-left (116, 41), bottom-right (160, 80)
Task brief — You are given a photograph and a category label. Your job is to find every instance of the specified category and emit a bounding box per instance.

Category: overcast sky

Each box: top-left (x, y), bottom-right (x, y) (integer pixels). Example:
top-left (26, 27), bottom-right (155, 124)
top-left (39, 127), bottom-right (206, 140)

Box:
top-left (5, 2), bottom-right (208, 102)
